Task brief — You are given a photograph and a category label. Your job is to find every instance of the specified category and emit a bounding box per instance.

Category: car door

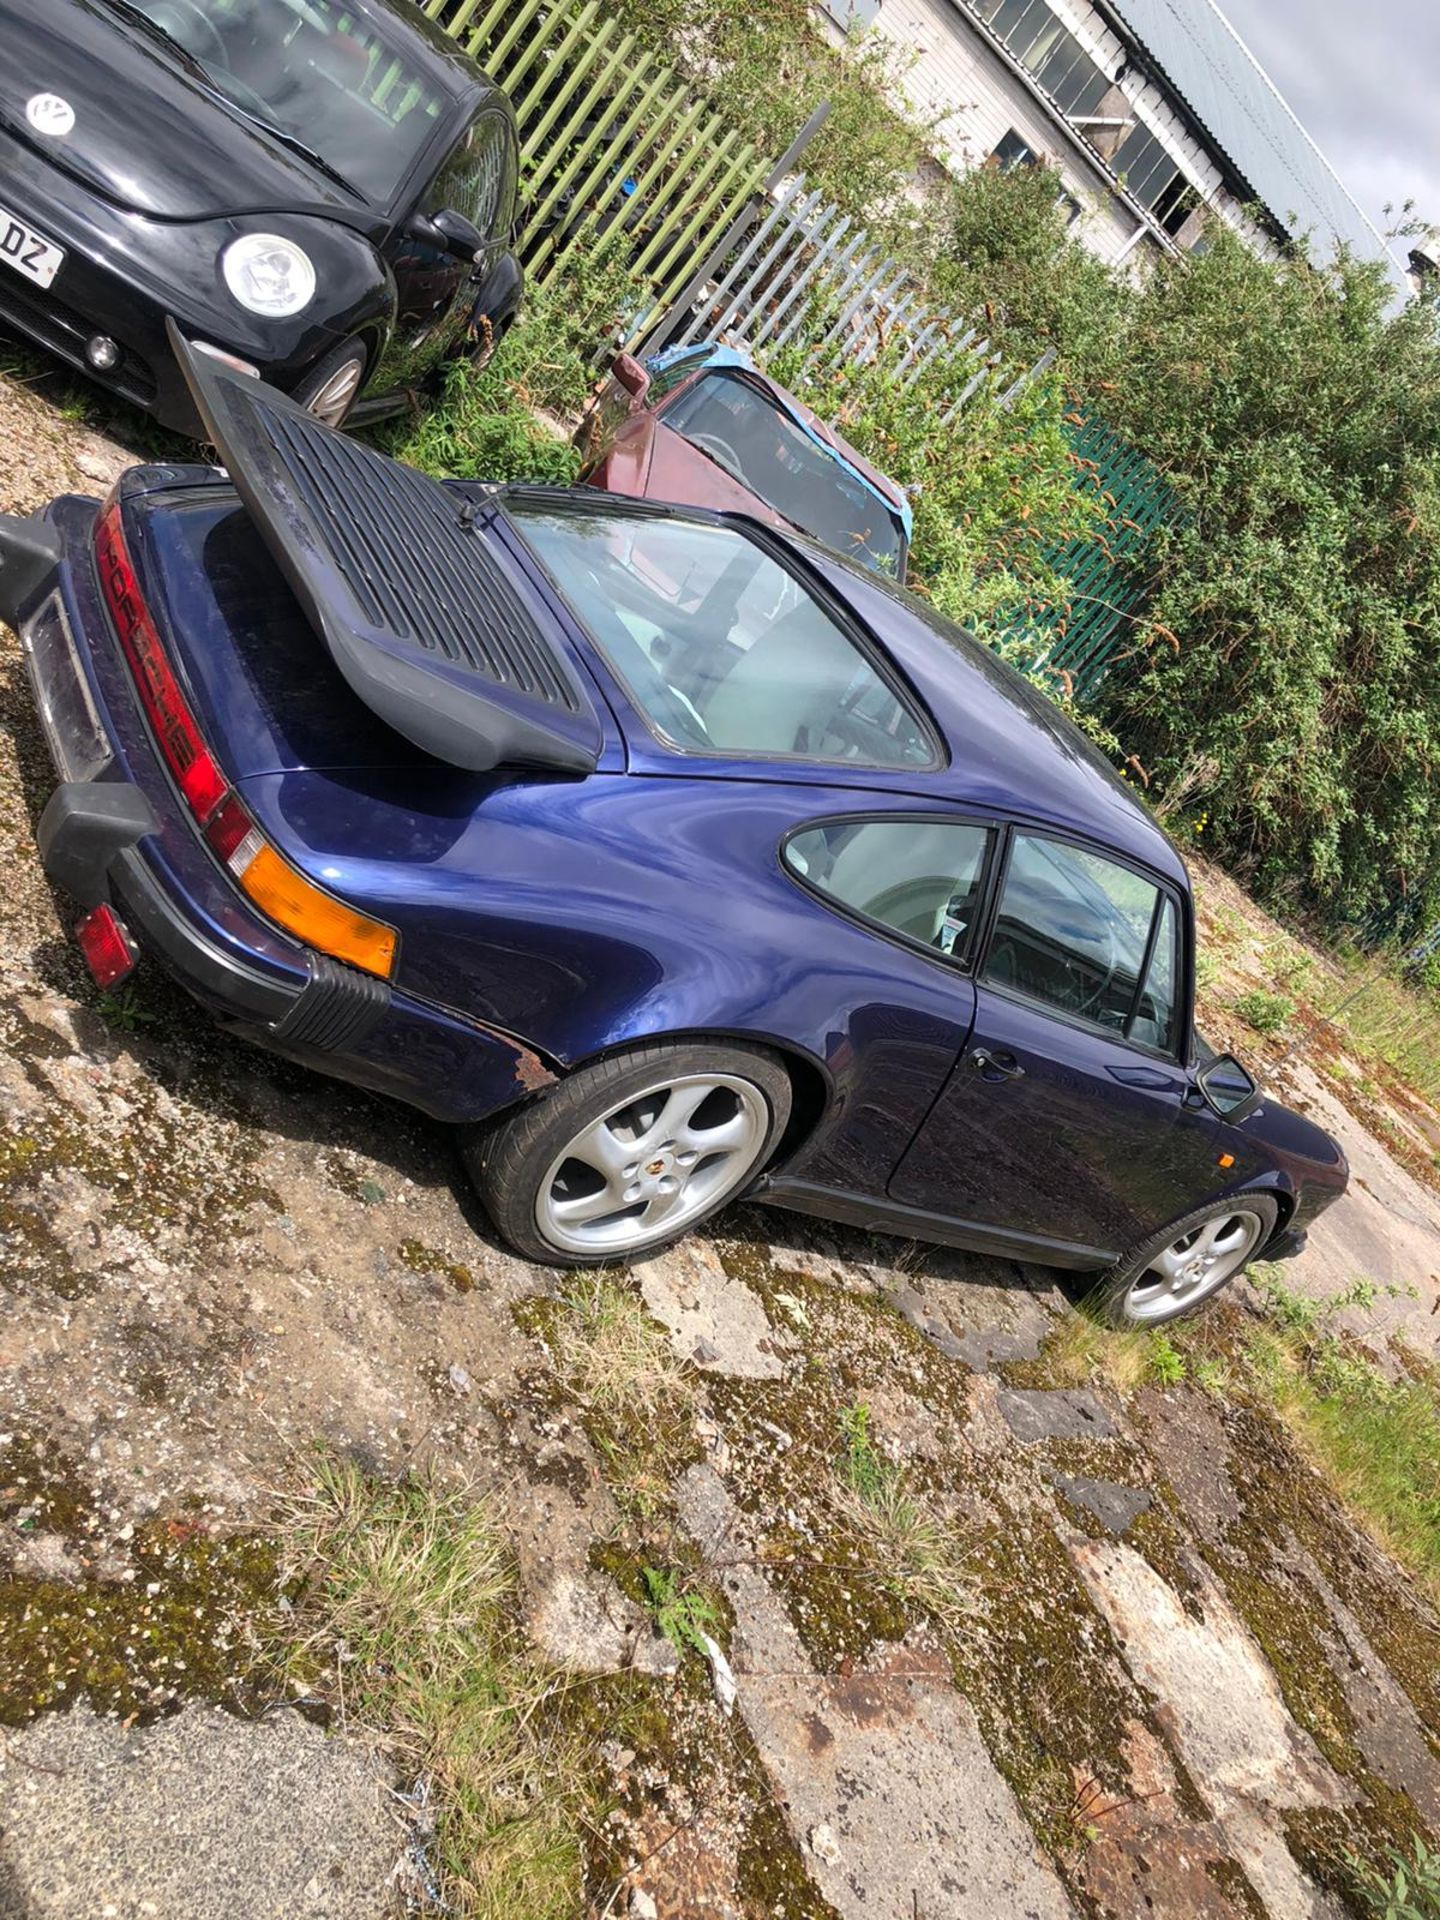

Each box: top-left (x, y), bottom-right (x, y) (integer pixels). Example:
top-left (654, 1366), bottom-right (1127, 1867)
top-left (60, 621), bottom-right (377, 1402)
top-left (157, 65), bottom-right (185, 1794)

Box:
top-left (889, 828), bottom-right (1224, 1264)
top-left (384, 107), bottom-right (516, 374)
top-left (773, 811), bottom-right (991, 1197)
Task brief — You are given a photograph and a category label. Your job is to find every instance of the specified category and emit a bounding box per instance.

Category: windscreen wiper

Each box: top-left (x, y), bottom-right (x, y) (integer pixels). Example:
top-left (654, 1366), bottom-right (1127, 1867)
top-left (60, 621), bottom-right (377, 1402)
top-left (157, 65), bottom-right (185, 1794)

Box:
top-left (96, 0), bottom-right (360, 199)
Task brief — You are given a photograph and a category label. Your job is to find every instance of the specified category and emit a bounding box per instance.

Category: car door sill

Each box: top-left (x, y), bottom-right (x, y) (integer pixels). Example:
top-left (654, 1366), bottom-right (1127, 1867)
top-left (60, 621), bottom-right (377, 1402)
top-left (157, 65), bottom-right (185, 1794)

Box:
top-left (753, 1175), bottom-right (1116, 1272)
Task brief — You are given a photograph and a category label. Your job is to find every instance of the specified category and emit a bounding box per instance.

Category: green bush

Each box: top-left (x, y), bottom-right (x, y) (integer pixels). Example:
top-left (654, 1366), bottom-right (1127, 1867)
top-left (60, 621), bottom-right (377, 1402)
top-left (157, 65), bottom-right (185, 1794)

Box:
top-left (1233, 989), bottom-right (1295, 1035)
top-left (383, 247), bottom-right (636, 485)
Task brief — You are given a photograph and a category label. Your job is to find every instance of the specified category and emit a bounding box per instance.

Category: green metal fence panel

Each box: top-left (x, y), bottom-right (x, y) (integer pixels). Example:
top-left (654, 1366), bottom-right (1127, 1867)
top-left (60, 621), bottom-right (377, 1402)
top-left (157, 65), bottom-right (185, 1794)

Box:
top-left (987, 410), bottom-right (1181, 704)
top-left (425, 0), bottom-right (774, 345)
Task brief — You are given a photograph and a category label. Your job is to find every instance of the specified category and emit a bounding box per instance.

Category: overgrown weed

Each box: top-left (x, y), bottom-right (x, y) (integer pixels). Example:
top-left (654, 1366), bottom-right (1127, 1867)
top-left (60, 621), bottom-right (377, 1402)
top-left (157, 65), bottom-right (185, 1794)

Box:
top-left (831, 1404), bottom-right (975, 1634)
top-left (282, 1454), bottom-right (588, 1920)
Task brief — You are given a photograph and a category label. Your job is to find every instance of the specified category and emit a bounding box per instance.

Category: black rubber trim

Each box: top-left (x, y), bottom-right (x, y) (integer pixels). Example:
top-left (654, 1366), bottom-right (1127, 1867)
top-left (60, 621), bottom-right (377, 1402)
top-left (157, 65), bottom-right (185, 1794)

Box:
top-left (272, 953), bottom-right (390, 1051)
top-left (37, 781), bottom-right (159, 909)
top-left (1262, 1226), bottom-right (1307, 1263)
top-left (0, 513), bottom-right (64, 627)
top-left (756, 1173), bottom-right (1117, 1271)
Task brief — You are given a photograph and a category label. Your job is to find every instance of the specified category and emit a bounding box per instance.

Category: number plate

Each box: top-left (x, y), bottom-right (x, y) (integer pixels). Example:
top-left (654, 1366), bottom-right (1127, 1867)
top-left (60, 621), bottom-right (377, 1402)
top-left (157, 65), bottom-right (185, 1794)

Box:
top-left (0, 206), bottom-right (64, 290)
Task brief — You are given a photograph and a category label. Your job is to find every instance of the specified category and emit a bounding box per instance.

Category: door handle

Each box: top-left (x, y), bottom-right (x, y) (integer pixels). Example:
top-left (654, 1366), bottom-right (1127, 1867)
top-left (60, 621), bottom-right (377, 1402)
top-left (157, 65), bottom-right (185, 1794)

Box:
top-left (970, 1046), bottom-right (1025, 1081)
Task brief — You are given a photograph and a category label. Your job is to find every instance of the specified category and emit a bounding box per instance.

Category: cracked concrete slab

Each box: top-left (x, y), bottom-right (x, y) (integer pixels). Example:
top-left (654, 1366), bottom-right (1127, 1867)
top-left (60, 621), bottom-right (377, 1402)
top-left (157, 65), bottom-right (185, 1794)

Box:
top-left (1073, 1538), bottom-right (1348, 1919)
top-left (0, 1704), bottom-right (396, 1920)
top-left (999, 1388), bottom-right (1116, 1444)
top-left (677, 1466), bottom-right (1074, 1920)
top-left (1049, 1473), bottom-right (1151, 1536)
top-left (636, 1240), bottom-right (790, 1378)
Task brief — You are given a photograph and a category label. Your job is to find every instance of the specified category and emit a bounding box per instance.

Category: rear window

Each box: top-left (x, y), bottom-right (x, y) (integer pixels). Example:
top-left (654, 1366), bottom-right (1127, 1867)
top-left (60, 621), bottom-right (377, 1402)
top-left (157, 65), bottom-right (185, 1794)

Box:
top-left (506, 502), bottom-right (935, 769)
top-left (660, 371), bottom-right (906, 575)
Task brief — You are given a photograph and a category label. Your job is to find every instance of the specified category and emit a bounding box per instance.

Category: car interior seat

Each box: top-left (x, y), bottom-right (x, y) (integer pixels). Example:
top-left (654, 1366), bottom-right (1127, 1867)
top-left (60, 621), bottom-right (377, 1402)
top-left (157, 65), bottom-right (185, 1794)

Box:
top-left (700, 605), bottom-right (861, 755)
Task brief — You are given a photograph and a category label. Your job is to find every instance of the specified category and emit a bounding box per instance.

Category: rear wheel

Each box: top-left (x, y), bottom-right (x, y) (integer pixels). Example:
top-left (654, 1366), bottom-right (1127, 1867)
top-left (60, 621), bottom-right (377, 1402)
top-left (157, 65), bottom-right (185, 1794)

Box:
top-left (292, 337), bottom-right (368, 428)
top-left (464, 1042), bottom-right (792, 1266)
top-left (1087, 1194), bottom-right (1278, 1326)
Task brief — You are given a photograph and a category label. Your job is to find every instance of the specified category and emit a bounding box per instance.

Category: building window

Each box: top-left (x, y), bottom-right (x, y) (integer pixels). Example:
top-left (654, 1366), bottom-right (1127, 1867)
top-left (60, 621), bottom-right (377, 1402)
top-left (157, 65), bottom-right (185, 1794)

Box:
top-left (1110, 121), bottom-right (1182, 209)
top-left (991, 128), bottom-right (1039, 170)
top-left (971, 1), bottom-right (1116, 159)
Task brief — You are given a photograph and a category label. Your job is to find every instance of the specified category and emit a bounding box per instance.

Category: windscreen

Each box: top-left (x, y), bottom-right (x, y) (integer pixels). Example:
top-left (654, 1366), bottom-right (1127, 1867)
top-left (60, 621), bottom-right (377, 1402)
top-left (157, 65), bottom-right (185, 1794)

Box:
top-left (660, 372), bottom-right (906, 575)
top-left (118, 0), bottom-right (450, 200)
top-left (507, 500), bottom-right (934, 769)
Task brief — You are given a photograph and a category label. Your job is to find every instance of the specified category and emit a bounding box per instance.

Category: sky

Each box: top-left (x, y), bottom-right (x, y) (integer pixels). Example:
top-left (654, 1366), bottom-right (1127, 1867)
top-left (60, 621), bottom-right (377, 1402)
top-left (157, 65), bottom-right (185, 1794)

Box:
top-left (1217, 0), bottom-right (1440, 249)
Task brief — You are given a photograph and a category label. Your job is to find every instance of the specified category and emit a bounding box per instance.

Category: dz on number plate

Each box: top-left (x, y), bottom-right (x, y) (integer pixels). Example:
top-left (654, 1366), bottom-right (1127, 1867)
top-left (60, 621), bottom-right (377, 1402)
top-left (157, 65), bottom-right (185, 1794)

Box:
top-left (0, 206), bottom-right (64, 290)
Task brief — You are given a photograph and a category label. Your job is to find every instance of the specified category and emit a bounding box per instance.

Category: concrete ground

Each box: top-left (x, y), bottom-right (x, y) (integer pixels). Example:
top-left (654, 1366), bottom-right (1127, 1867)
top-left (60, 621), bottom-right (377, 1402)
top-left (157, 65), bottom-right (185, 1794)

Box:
top-left (1, 361), bottom-right (1439, 1919)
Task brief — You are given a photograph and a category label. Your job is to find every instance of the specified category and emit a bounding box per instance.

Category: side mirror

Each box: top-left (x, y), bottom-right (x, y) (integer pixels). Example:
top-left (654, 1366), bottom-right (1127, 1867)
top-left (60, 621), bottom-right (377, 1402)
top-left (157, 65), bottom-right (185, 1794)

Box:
top-left (1195, 1051), bottom-right (1259, 1118)
top-left (613, 351), bottom-right (651, 406)
top-left (425, 207), bottom-right (487, 262)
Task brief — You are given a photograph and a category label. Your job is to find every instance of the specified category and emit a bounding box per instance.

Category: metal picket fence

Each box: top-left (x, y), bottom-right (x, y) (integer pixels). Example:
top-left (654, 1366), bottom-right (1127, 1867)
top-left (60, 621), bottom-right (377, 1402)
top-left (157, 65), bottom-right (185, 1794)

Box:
top-left (423, 0), bottom-right (775, 337)
top-left (651, 172), bottom-right (1007, 416)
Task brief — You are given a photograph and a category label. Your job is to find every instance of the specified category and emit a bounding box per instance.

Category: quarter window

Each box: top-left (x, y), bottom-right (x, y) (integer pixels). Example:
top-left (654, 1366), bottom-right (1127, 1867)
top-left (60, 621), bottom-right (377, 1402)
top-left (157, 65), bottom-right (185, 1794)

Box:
top-left (984, 834), bottom-right (1179, 1048)
top-left (785, 820), bottom-right (990, 957)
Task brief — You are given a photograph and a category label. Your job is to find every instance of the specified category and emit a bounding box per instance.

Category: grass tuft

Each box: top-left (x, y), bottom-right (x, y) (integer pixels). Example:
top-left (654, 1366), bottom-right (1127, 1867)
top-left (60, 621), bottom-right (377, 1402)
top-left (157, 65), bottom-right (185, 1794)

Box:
top-left (548, 1278), bottom-right (700, 1518)
top-left (831, 1405), bottom-right (976, 1635)
top-left (282, 1454), bottom-right (587, 1920)
top-left (1040, 1312), bottom-right (1185, 1393)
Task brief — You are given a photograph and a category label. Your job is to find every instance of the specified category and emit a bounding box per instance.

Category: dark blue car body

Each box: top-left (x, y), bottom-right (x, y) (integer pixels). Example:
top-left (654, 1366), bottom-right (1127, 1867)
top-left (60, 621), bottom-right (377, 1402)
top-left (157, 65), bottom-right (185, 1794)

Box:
top-left (0, 361), bottom-right (1347, 1280)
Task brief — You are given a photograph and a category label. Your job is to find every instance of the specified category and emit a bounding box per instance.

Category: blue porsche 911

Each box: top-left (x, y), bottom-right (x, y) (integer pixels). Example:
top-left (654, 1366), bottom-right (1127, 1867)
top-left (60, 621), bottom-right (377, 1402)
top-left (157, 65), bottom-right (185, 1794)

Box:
top-left (0, 335), bottom-right (1347, 1321)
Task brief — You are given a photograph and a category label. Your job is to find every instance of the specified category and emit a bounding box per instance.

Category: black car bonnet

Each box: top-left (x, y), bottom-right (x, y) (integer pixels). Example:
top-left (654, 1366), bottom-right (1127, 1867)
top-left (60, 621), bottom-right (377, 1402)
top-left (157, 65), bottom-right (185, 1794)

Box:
top-left (169, 326), bottom-right (602, 776)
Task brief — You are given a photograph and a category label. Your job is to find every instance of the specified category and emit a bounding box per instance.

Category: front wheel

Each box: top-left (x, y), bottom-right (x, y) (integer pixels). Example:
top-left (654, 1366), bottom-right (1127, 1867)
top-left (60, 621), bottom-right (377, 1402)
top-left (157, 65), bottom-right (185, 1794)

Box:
top-left (292, 337), bottom-right (368, 428)
top-left (1087, 1194), bottom-right (1279, 1327)
top-left (463, 1042), bottom-right (792, 1266)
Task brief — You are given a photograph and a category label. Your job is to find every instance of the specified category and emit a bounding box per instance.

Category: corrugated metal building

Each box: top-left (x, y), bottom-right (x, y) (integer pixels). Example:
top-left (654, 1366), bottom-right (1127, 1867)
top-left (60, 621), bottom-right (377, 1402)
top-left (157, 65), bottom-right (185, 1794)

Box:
top-left (823, 0), bottom-right (1395, 273)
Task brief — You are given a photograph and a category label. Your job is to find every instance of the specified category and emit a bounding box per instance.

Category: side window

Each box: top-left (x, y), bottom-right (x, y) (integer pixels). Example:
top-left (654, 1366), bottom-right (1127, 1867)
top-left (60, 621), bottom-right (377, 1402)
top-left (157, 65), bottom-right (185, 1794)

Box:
top-left (785, 820), bottom-right (991, 958)
top-left (984, 834), bottom-right (1178, 1048)
top-left (426, 112), bottom-right (514, 238)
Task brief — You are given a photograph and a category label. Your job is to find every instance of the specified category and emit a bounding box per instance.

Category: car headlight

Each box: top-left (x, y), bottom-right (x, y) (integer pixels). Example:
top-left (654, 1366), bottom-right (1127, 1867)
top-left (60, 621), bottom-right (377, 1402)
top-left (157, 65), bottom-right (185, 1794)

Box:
top-left (222, 234), bottom-right (316, 318)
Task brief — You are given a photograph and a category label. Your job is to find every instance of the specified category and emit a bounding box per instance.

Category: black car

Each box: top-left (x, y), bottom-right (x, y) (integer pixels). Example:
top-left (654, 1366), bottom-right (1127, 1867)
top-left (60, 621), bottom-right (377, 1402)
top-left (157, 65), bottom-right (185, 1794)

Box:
top-left (0, 0), bottom-right (523, 432)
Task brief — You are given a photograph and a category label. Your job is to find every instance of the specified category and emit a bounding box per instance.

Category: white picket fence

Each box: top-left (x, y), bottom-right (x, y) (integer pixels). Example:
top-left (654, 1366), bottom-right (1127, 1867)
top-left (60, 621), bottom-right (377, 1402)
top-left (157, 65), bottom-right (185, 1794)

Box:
top-left (652, 173), bottom-right (1051, 417)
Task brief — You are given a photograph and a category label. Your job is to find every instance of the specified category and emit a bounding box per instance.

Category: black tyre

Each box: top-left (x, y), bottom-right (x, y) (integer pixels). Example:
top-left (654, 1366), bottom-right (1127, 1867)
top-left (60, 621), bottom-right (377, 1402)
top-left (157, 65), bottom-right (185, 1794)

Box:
top-left (463, 1041), bottom-right (792, 1266)
top-left (292, 337), bottom-right (368, 428)
top-left (1087, 1193), bottom-right (1280, 1327)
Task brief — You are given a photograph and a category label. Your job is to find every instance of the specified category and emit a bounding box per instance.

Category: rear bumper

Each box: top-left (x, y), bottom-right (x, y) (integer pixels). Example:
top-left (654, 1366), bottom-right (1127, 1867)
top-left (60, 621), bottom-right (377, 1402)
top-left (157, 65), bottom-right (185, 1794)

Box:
top-left (4, 497), bottom-right (554, 1120)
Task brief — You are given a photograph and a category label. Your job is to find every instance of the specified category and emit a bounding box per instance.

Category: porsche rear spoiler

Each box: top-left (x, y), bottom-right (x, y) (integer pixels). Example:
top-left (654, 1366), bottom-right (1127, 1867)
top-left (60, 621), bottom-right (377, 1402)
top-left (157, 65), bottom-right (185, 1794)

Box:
top-left (167, 322), bottom-right (601, 775)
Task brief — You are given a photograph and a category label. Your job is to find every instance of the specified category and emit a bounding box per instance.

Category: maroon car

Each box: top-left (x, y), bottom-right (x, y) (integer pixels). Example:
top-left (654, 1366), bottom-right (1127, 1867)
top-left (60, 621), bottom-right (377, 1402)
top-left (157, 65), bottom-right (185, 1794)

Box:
top-left (576, 341), bottom-right (912, 578)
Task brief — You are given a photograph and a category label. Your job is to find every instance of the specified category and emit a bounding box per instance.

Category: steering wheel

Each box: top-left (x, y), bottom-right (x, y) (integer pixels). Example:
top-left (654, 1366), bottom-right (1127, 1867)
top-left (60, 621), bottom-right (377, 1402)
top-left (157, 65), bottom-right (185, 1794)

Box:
top-left (689, 432), bottom-right (747, 482)
top-left (150, 0), bottom-right (228, 64)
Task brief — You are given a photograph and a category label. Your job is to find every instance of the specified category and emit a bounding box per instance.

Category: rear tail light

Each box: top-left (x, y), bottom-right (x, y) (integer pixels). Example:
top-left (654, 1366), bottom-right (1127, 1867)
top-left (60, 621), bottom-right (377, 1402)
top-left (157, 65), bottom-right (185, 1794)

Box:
top-left (96, 504), bottom-right (227, 821)
top-left (96, 499), bottom-right (397, 981)
top-left (76, 904), bottom-right (137, 988)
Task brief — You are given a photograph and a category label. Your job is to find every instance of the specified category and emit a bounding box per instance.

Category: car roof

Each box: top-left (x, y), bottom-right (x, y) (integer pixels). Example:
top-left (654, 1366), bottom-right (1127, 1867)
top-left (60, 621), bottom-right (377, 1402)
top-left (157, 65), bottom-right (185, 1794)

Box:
top-left (646, 342), bottom-right (914, 543)
top-left (799, 546), bottom-right (1189, 889)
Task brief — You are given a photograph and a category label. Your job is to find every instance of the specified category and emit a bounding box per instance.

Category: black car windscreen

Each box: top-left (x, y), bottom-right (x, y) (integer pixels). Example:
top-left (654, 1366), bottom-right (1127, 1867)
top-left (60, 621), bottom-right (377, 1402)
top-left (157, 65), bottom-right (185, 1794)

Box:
top-left (113, 0), bottom-right (449, 202)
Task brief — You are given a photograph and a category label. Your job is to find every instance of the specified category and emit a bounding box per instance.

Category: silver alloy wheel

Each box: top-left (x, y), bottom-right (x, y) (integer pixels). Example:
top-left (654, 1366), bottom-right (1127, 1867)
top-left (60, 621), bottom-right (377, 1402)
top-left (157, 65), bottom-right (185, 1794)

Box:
top-left (536, 1071), bottom-right (771, 1257)
top-left (1122, 1208), bottom-right (1266, 1322)
top-left (306, 357), bottom-right (364, 427)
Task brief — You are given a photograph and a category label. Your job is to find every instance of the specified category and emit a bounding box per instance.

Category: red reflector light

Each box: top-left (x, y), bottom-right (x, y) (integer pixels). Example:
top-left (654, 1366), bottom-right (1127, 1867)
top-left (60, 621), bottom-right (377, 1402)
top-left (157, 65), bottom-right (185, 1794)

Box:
top-left (95, 502), bottom-right (227, 822)
top-left (75, 904), bottom-right (137, 989)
